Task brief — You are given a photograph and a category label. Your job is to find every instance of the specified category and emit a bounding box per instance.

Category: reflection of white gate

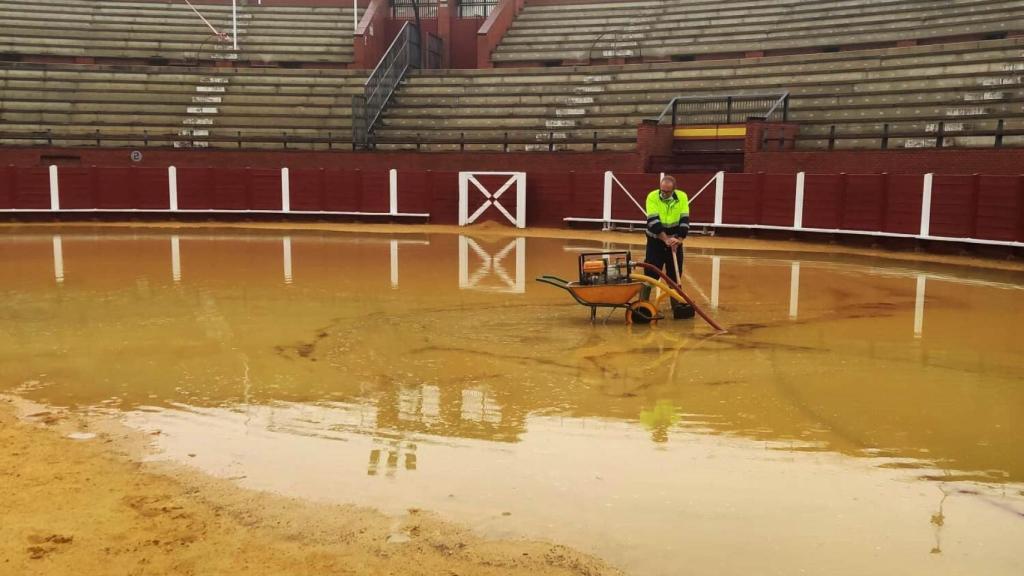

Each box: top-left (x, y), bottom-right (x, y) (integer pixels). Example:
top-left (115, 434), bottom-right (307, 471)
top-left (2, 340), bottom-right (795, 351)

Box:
top-left (458, 172), bottom-right (526, 228)
top-left (458, 236), bottom-right (526, 293)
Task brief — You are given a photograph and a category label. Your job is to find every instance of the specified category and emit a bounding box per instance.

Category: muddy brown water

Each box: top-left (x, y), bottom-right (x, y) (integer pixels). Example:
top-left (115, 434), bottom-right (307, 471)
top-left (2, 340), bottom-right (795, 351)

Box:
top-left (1, 226), bottom-right (1022, 576)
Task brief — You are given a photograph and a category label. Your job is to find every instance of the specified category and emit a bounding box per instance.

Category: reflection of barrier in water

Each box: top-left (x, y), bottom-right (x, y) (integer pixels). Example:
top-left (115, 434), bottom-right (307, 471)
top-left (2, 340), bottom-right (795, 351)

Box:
top-left (368, 438), bottom-right (417, 477)
top-left (789, 261), bottom-right (800, 320)
top-left (915, 275), bottom-right (927, 339)
top-left (282, 236), bottom-right (293, 285)
top-left (458, 235), bottom-right (526, 293)
top-left (390, 240), bottom-right (399, 288)
top-left (707, 255), bottom-right (937, 337)
top-left (151, 233), bottom-right (430, 289)
top-left (52, 235), bottom-right (64, 284)
top-left (376, 382), bottom-right (523, 443)
top-left (171, 235), bottom-right (181, 283)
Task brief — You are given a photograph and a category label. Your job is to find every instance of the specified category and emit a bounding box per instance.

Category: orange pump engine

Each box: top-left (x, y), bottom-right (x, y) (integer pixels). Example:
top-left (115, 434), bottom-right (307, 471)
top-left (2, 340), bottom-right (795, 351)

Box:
top-left (579, 251), bottom-right (633, 285)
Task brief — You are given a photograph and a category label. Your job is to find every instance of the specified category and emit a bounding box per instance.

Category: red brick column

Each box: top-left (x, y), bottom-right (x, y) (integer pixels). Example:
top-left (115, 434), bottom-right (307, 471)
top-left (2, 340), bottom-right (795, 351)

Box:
top-left (437, 0), bottom-right (453, 68)
top-left (476, 0), bottom-right (524, 68)
top-left (745, 120), bottom-right (800, 154)
top-left (351, 0), bottom-right (389, 69)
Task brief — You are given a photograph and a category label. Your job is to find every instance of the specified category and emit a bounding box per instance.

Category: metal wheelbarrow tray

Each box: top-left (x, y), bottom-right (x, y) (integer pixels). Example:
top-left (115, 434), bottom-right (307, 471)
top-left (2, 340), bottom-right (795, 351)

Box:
top-left (536, 275), bottom-right (661, 324)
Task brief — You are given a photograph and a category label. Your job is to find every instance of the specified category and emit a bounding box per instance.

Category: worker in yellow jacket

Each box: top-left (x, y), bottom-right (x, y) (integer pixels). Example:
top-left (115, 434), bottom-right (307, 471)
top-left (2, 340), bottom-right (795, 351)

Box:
top-left (643, 175), bottom-right (693, 318)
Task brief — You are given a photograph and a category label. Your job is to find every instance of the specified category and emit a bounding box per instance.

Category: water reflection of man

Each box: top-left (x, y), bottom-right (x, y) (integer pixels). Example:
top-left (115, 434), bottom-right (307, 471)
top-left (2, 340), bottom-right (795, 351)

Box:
top-left (642, 175), bottom-right (690, 317)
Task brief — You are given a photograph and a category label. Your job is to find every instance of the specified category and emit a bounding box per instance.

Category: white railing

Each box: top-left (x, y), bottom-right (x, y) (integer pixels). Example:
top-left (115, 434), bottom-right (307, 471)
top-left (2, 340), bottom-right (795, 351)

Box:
top-left (565, 171), bottom-right (1024, 249)
top-left (568, 171), bottom-right (724, 230)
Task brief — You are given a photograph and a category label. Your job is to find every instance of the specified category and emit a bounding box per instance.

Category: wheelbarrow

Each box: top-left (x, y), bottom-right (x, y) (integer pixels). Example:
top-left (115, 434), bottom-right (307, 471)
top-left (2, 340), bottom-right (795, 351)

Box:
top-left (536, 251), bottom-right (663, 324)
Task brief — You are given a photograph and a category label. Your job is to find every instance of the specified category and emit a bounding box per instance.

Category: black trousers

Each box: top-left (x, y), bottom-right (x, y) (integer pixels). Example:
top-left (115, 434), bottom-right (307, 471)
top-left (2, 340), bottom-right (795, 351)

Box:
top-left (644, 237), bottom-right (683, 282)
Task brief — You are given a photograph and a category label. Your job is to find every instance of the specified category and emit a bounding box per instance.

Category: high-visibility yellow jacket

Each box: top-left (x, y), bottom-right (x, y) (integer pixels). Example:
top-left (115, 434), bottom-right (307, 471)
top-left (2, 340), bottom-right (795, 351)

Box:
top-left (645, 189), bottom-right (691, 239)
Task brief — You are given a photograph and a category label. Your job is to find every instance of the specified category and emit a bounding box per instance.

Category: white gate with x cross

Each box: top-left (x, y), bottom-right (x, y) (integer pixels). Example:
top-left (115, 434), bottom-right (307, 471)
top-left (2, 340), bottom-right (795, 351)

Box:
top-left (458, 171), bottom-right (526, 228)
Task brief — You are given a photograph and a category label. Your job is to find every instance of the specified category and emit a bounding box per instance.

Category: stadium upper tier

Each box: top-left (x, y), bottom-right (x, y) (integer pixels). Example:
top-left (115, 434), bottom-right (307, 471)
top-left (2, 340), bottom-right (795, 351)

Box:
top-left (0, 0), bottom-right (358, 65)
top-left (491, 0), bottom-right (1024, 65)
top-left (0, 65), bottom-right (367, 149)
top-left (3, 36), bottom-right (1023, 151)
top-left (376, 37), bottom-right (1024, 151)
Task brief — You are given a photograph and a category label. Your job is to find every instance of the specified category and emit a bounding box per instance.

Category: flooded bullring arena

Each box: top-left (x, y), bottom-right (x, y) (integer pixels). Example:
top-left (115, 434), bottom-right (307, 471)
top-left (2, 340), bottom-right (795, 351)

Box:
top-left (4, 0), bottom-right (1024, 573)
top-left (1, 224), bottom-right (1021, 576)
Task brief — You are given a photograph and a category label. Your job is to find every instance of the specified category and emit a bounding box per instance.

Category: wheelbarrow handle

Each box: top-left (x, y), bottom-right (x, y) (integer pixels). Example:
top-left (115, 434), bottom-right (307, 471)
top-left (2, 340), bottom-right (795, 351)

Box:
top-left (535, 275), bottom-right (571, 288)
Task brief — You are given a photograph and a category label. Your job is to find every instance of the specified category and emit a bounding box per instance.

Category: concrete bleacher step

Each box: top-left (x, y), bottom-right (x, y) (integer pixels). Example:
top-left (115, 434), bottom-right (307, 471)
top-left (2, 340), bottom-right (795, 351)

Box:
top-left (0, 0), bottom-right (358, 63)
top-left (381, 36), bottom-right (1024, 153)
top-left (493, 0), bottom-right (1024, 64)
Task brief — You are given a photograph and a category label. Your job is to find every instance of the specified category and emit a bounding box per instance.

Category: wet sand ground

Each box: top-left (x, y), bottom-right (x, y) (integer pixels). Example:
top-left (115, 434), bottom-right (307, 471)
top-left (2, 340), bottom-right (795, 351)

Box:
top-left (0, 396), bottom-right (620, 576)
top-left (1, 221), bottom-right (1021, 575)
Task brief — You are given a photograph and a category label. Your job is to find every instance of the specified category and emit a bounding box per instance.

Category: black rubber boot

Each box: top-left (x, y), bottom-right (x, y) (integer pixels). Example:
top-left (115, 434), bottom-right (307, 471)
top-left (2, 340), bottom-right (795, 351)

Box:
top-left (672, 301), bottom-right (695, 319)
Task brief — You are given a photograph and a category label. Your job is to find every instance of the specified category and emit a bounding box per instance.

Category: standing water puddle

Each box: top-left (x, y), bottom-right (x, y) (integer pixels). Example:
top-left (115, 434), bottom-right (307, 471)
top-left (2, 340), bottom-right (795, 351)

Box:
top-left (1, 227), bottom-right (1022, 576)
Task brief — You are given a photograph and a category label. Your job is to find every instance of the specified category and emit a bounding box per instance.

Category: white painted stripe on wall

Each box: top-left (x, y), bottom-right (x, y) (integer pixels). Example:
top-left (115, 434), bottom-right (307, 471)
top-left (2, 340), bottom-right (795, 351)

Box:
top-left (281, 168), bottom-right (290, 212)
top-left (168, 166), bottom-right (179, 211)
top-left (389, 169), bottom-right (398, 215)
top-left (920, 173), bottom-right (933, 237)
top-left (49, 165), bottom-right (60, 210)
top-left (793, 172), bottom-right (805, 229)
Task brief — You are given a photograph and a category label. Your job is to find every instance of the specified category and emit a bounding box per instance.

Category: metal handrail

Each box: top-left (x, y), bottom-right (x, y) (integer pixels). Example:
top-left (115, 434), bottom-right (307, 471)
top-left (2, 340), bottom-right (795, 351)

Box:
top-left (769, 119), bottom-right (1024, 151)
top-left (586, 30), bottom-right (642, 62)
top-left (653, 92), bottom-right (789, 125)
top-left (354, 20), bottom-right (422, 149)
top-left (3, 121), bottom-right (1022, 151)
top-left (0, 128), bottom-right (633, 151)
top-left (458, 0), bottom-right (498, 18)
top-left (761, 92), bottom-right (790, 123)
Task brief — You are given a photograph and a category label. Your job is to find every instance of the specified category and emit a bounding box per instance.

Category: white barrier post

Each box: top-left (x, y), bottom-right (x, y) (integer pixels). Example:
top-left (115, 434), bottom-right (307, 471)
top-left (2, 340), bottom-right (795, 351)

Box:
top-left (713, 171), bottom-right (725, 225)
top-left (389, 168), bottom-right (398, 215)
top-left (168, 166), bottom-right (179, 211)
top-left (514, 173), bottom-right (526, 229)
top-left (920, 173), bottom-right (933, 238)
top-left (602, 170), bottom-right (613, 229)
top-left (48, 165), bottom-right (60, 210)
top-left (793, 172), bottom-right (805, 229)
top-left (458, 176), bottom-right (469, 226)
top-left (280, 167), bottom-right (290, 212)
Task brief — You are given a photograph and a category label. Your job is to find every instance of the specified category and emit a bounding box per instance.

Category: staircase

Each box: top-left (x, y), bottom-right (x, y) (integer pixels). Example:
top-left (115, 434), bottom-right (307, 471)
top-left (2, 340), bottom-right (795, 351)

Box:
top-left (175, 4), bottom-right (247, 148)
top-left (527, 73), bottom-right (614, 151)
top-left (176, 75), bottom-right (229, 148)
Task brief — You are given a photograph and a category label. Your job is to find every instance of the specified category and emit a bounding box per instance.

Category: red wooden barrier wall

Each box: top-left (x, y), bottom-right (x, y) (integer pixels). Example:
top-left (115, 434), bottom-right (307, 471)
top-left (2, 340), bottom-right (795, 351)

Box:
top-left (2, 165), bottom-right (1022, 246)
top-left (0, 166), bottom-right (50, 209)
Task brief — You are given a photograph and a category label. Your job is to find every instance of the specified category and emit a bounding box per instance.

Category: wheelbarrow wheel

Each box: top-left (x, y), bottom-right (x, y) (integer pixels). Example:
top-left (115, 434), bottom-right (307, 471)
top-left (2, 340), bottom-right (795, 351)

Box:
top-left (626, 301), bottom-right (659, 325)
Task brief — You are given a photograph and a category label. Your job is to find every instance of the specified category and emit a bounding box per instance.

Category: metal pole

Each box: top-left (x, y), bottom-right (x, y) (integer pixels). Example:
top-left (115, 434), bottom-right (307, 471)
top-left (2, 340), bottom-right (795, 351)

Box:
top-left (354, 0), bottom-right (358, 32)
top-left (232, 0), bottom-right (238, 50)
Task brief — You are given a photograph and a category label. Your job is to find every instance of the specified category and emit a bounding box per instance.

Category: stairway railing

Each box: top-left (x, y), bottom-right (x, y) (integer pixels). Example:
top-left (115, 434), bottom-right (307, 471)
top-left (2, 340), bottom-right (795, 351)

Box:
top-left (353, 21), bottom-right (422, 150)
